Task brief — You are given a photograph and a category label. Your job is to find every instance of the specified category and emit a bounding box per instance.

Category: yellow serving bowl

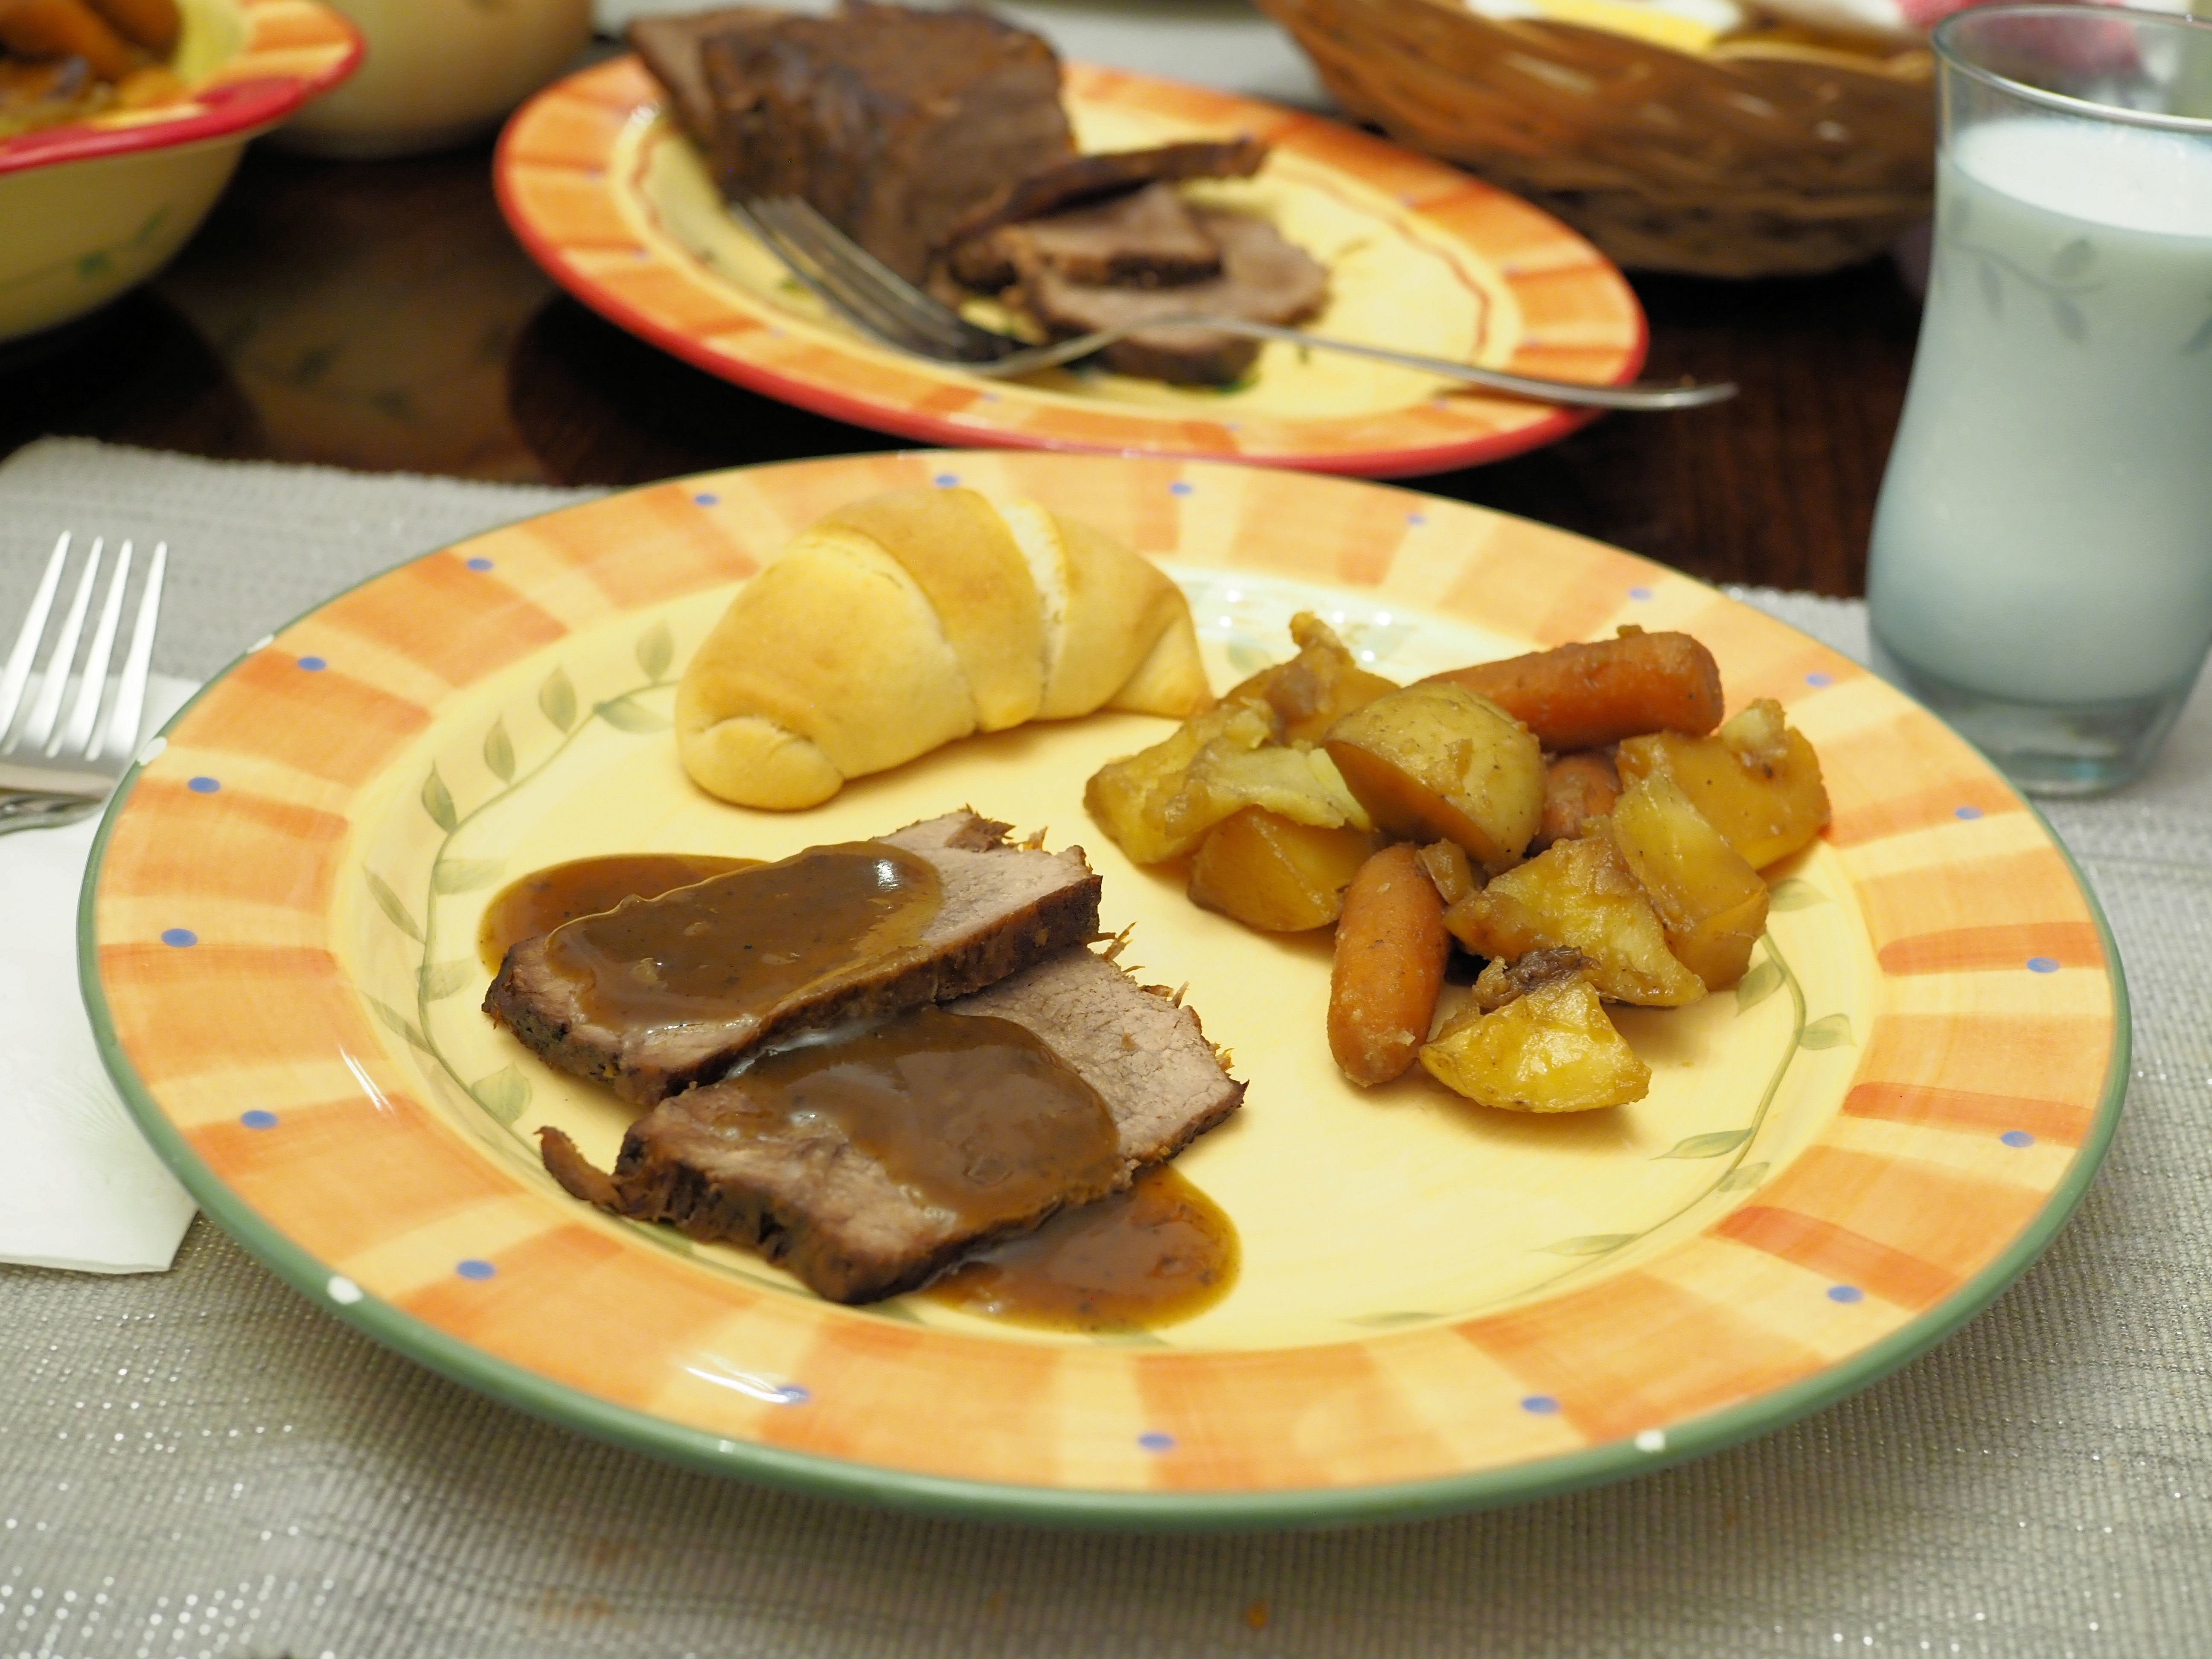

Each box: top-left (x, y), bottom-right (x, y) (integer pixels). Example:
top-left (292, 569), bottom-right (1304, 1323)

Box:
top-left (0, 0), bottom-right (361, 343)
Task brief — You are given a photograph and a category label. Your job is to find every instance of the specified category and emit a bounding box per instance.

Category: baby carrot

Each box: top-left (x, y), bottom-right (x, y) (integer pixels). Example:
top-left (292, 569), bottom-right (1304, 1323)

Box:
top-left (1328, 841), bottom-right (1450, 1087)
top-left (1423, 629), bottom-right (1723, 753)
top-left (1533, 750), bottom-right (1622, 850)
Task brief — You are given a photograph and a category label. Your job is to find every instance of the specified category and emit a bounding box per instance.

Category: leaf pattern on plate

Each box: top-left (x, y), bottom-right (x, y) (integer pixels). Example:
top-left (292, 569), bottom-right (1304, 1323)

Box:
top-left (365, 870), bottom-right (423, 942)
top-left (1800, 1013), bottom-right (1854, 1050)
top-left (418, 960), bottom-right (475, 1001)
top-left (538, 666), bottom-right (578, 733)
top-left (432, 859), bottom-right (504, 895)
top-left (364, 996), bottom-right (428, 1051)
top-left (596, 694), bottom-right (670, 733)
top-left (1657, 1129), bottom-right (1752, 1160)
top-left (482, 717), bottom-right (515, 783)
top-left (421, 766), bottom-right (458, 833)
top-left (1538, 1234), bottom-right (1638, 1257)
top-left (1718, 1161), bottom-right (1770, 1193)
top-left (470, 1065), bottom-right (530, 1125)
top-left (635, 620), bottom-right (675, 683)
top-left (1767, 879), bottom-right (1828, 911)
top-left (1735, 958), bottom-right (1784, 1011)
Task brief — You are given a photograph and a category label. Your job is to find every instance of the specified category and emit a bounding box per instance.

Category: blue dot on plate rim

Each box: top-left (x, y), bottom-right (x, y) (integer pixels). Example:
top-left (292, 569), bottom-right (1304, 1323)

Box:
top-left (693, 492), bottom-right (720, 506)
top-left (1520, 1395), bottom-right (1561, 1415)
top-left (1955, 805), bottom-right (1984, 820)
top-left (296, 655), bottom-right (326, 672)
top-left (1137, 1431), bottom-right (1175, 1452)
top-left (1406, 512), bottom-right (1426, 526)
top-left (1805, 671), bottom-right (1834, 687)
top-left (1826, 1284), bottom-right (1864, 1304)
top-left (464, 556), bottom-right (494, 572)
top-left (160, 928), bottom-right (196, 948)
top-left (2027, 956), bottom-right (2061, 974)
top-left (1168, 481), bottom-right (1194, 496)
top-left (932, 474), bottom-right (960, 487)
top-left (455, 1259), bottom-right (497, 1281)
top-left (1628, 586), bottom-right (1654, 602)
top-left (2002, 1129), bottom-right (2036, 1148)
top-left (239, 1110), bottom-right (278, 1131)
top-left (187, 776), bottom-right (220, 794)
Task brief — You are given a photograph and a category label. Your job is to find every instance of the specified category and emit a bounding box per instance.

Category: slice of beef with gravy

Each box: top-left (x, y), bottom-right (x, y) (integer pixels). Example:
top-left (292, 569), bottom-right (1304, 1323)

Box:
top-left (539, 948), bottom-right (1245, 1303)
top-left (486, 811), bottom-right (1100, 1108)
top-left (947, 181), bottom-right (1226, 294)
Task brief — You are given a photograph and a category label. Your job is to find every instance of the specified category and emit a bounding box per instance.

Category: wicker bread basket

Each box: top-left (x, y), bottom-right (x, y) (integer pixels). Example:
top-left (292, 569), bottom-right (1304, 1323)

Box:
top-left (1254, 0), bottom-right (1935, 276)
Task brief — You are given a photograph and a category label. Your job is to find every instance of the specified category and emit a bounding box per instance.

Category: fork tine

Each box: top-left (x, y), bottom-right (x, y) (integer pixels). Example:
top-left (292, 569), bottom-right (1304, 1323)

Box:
top-left (768, 198), bottom-right (978, 351)
top-left (0, 532), bottom-right (71, 741)
top-left (12, 537), bottom-right (101, 757)
top-left (58, 539), bottom-right (131, 760)
top-left (739, 199), bottom-right (945, 352)
top-left (94, 538), bottom-right (164, 765)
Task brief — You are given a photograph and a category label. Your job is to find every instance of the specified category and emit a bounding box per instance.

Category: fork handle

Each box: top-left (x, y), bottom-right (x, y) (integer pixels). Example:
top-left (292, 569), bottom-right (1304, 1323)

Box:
top-left (0, 792), bottom-right (102, 835)
top-left (972, 317), bottom-right (1736, 411)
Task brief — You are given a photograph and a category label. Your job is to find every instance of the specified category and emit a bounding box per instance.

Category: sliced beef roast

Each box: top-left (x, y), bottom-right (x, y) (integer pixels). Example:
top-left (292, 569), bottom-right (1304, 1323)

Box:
top-left (539, 948), bottom-right (1245, 1303)
top-left (945, 137), bottom-right (1269, 246)
top-left (627, 7), bottom-right (776, 149)
top-left (486, 811), bottom-right (1100, 1108)
top-left (1013, 207), bottom-right (1330, 384)
top-left (947, 181), bottom-right (1226, 293)
top-left (695, 0), bottom-right (1075, 282)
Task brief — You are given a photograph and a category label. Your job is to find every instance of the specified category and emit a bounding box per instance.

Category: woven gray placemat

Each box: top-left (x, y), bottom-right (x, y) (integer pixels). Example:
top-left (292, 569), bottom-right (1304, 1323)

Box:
top-left (1, 439), bottom-right (2203, 1659)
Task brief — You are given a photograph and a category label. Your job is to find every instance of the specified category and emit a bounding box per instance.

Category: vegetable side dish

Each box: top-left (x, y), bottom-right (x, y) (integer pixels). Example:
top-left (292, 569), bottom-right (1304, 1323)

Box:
top-left (0, 0), bottom-right (181, 137)
top-left (1085, 617), bottom-right (1831, 1114)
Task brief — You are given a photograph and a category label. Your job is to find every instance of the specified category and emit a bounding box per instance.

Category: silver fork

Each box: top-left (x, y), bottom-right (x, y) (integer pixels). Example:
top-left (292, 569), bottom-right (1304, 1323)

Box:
top-left (0, 531), bottom-right (168, 832)
top-left (735, 196), bottom-right (1736, 412)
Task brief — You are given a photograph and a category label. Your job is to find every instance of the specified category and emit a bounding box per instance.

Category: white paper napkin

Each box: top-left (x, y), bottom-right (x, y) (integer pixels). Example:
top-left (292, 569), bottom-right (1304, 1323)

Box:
top-left (0, 674), bottom-right (200, 1275)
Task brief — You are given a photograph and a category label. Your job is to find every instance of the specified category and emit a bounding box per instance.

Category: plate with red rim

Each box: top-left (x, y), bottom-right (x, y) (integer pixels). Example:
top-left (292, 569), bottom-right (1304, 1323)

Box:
top-left (493, 57), bottom-right (1647, 477)
top-left (82, 451), bottom-right (2125, 1529)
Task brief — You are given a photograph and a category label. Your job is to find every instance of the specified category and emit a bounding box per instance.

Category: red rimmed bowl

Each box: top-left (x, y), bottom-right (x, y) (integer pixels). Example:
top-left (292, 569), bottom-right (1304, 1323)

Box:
top-left (0, 0), bottom-right (361, 343)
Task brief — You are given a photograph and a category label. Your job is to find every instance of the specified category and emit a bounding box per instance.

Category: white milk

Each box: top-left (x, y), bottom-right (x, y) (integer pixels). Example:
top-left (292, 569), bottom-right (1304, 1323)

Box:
top-left (1868, 118), bottom-right (2212, 707)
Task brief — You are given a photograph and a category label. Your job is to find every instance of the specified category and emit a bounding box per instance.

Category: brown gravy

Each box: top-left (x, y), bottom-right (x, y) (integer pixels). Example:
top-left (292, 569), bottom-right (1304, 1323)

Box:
top-left (924, 1164), bottom-right (1238, 1333)
top-left (541, 841), bottom-right (943, 1030)
top-left (733, 1005), bottom-right (1123, 1230)
top-left (477, 854), bottom-right (759, 973)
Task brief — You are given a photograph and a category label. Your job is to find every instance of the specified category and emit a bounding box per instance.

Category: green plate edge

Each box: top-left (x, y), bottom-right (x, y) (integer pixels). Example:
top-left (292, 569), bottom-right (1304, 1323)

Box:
top-left (74, 459), bottom-right (2134, 1534)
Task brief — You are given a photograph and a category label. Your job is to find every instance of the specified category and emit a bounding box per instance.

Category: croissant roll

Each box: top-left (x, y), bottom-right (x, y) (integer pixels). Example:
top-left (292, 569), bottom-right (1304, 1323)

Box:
top-left (0, 0), bottom-right (136, 79)
top-left (677, 487), bottom-right (1210, 810)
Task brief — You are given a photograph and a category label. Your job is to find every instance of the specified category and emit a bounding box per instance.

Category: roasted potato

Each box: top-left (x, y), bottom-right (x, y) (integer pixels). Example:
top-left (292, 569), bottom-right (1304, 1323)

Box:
top-left (1324, 683), bottom-right (1544, 876)
top-left (1608, 774), bottom-right (1769, 990)
top-left (1413, 839), bottom-right (1477, 908)
top-left (1615, 698), bottom-right (1829, 871)
top-left (1226, 612), bottom-right (1399, 745)
top-left (1442, 832), bottom-right (1706, 1007)
top-left (1085, 701), bottom-right (1271, 865)
top-left (1420, 967), bottom-right (1651, 1112)
top-left (1163, 740), bottom-right (1367, 847)
top-left (1189, 808), bottom-right (1375, 932)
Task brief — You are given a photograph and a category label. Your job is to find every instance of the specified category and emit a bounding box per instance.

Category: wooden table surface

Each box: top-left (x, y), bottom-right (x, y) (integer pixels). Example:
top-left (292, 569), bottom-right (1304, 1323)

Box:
top-left (0, 140), bottom-right (1922, 597)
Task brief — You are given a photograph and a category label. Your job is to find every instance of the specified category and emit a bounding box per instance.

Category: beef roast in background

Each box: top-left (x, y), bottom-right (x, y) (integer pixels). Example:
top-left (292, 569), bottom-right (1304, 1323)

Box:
top-left (1013, 208), bottom-right (1330, 384)
top-left (539, 949), bottom-right (1246, 1303)
top-left (947, 181), bottom-right (1227, 293)
top-left (944, 136), bottom-right (1269, 249)
top-left (485, 811), bottom-right (1101, 1108)
top-left (694, 0), bottom-right (1075, 282)
top-left (627, 6), bottom-right (775, 148)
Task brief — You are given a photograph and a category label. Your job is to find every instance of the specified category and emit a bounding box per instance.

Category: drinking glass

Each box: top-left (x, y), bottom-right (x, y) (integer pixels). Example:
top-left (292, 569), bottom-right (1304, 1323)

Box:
top-left (1866, 4), bottom-right (2212, 795)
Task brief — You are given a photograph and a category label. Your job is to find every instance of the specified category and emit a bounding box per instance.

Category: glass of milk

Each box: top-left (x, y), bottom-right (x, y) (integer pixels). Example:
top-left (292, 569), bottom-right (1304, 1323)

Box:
top-left (1866, 5), bottom-right (2212, 794)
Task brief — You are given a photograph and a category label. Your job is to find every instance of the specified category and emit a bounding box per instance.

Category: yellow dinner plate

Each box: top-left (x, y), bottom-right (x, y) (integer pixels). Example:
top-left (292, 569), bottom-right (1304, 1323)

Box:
top-left (84, 453), bottom-right (2125, 1528)
top-left (493, 58), bottom-right (1644, 476)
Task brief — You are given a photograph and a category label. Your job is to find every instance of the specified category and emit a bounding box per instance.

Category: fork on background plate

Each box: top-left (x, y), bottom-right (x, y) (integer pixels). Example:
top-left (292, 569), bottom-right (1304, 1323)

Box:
top-left (0, 531), bottom-right (167, 835)
top-left (733, 195), bottom-right (1739, 412)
